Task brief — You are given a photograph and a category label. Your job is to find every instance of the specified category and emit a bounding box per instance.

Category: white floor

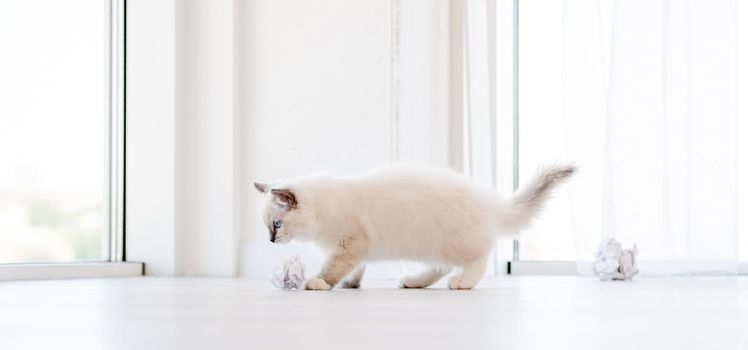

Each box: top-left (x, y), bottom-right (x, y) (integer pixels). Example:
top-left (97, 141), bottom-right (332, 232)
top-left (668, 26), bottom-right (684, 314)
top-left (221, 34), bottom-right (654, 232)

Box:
top-left (1, 276), bottom-right (746, 350)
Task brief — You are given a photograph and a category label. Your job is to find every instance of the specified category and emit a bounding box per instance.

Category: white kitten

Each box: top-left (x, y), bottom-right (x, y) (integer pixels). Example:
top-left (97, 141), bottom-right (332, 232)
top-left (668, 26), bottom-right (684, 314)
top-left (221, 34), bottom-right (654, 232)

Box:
top-left (254, 164), bottom-right (575, 290)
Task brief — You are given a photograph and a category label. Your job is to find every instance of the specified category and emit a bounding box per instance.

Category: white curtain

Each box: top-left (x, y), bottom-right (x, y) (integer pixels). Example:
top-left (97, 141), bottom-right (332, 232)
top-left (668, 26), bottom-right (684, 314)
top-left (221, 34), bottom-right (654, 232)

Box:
top-left (563, 0), bottom-right (740, 274)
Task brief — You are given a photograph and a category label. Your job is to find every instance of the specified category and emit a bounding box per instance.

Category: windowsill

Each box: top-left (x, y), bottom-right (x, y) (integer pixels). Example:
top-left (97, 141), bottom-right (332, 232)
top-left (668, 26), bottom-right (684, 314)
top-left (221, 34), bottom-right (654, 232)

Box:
top-left (508, 261), bottom-right (748, 275)
top-left (0, 262), bottom-right (143, 281)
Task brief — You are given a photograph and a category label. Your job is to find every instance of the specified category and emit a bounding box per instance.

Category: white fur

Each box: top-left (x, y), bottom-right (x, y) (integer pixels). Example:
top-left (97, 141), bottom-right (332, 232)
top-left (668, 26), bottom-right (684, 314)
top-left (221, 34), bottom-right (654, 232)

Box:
top-left (256, 164), bottom-right (574, 290)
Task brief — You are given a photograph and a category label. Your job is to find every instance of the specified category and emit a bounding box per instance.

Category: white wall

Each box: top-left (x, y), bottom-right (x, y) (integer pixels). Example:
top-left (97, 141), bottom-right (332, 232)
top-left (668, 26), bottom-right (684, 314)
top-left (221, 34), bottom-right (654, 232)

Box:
top-left (127, 0), bottom-right (240, 276)
top-left (236, 0), bottom-right (458, 278)
top-left (175, 0), bottom-right (238, 276)
top-left (397, 1), bottom-right (452, 167)
top-left (236, 0), bottom-right (391, 277)
top-left (127, 0), bottom-right (458, 277)
top-left (739, 0), bottom-right (748, 262)
top-left (126, 0), bottom-right (177, 276)
top-left (237, 0), bottom-right (394, 243)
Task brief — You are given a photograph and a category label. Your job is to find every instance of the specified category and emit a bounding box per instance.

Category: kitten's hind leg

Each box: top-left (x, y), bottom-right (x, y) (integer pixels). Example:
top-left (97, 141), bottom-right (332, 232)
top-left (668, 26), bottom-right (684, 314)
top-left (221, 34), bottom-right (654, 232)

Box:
top-left (340, 265), bottom-right (366, 289)
top-left (399, 267), bottom-right (452, 289)
top-left (448, 258), bottom-right (488, 290)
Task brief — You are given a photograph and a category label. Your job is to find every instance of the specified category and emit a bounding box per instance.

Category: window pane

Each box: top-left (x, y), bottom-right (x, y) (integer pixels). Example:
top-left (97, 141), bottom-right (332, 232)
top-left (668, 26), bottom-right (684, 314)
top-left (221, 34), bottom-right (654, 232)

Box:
top-left (517, 0), bottom-right (576, 261)
top-left (0, 0), bottom-right (109, 263)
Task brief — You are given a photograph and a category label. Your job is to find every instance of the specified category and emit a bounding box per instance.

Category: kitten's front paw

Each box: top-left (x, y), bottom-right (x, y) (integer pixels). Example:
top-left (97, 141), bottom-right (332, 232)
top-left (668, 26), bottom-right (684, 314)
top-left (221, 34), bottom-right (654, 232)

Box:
top-left (448, 276), bottom-right (474, 290)
top-left (304, 277), bottom-right (332, 291)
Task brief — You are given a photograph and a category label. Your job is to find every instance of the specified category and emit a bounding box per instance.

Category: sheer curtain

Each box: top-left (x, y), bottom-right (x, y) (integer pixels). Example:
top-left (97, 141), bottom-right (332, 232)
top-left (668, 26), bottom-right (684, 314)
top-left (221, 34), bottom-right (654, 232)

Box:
top-left (563, 0), bottom-right (741, 274)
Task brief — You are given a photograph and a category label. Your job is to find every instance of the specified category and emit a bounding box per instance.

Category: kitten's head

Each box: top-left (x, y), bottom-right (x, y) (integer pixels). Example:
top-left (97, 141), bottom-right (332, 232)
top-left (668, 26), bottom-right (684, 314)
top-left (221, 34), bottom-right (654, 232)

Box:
top-left (254, 182), bottom-right (306, 244)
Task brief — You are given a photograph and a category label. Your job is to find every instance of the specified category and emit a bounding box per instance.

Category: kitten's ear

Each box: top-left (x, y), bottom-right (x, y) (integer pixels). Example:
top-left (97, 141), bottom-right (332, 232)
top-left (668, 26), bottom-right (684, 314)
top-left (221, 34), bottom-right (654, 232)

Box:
top-left (271, 188), bottom-right (298, 209)
top-left (254, 182), bottom-right (269, 193)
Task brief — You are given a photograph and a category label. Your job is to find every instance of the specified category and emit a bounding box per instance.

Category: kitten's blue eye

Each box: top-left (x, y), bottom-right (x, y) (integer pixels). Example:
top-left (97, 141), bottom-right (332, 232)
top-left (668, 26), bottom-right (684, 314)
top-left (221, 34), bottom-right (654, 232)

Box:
top-left (273, 220), bottom-right (282, 229)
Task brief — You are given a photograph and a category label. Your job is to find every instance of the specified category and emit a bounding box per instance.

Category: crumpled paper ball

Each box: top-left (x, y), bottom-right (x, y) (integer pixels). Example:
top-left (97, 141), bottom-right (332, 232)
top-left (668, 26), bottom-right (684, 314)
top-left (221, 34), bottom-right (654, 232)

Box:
top-left (593, 238), bottom-right (638, 281)
top-left (271, 254), bottom-right (307, 290)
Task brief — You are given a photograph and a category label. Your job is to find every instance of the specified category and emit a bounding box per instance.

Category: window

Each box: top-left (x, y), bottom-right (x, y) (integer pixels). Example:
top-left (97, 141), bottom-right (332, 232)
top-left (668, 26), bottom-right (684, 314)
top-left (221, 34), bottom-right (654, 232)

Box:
top-left (0, 0), bottom-right (123, 264)
top-left (513, 0), bottom-right (748, 266)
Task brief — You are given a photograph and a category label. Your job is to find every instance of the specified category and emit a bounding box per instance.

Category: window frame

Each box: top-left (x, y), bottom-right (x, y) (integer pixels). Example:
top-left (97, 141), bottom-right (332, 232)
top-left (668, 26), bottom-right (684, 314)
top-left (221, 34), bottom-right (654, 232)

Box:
top-left (108, 0), bottom-right (126, 262)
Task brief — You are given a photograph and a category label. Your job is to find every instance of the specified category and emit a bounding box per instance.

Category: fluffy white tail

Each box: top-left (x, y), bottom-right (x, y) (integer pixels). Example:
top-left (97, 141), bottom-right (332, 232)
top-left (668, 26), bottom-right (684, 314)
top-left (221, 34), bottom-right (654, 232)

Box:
top-left (502, 164), bottom-right (576, 231)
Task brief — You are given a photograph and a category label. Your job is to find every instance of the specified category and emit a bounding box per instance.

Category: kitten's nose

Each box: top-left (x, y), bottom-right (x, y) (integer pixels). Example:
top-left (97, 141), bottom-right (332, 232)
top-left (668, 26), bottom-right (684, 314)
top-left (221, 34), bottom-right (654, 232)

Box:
top-left (269, 230), bottom-right (276, 243)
